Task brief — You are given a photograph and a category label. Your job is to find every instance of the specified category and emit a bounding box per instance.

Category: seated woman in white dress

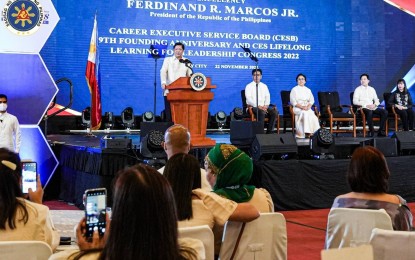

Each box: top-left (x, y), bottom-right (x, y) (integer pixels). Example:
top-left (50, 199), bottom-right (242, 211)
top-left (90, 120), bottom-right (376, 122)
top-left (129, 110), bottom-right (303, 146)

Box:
top-left (290, 73), bottom-right (320, 138)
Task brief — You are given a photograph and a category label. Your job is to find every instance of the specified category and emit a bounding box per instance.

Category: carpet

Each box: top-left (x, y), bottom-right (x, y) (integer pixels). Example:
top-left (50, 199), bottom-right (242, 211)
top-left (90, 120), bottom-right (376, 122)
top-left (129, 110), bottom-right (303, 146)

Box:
top-left (45, 200), bottom-right (415, 260)
top-left (280, 203), bottom-right (415, 260)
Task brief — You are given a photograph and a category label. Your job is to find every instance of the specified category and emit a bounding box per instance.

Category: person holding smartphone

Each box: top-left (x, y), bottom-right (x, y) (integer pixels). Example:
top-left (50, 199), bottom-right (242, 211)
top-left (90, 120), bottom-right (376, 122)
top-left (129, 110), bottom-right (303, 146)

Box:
top-left (51, 164), bottom-right (204, 260)
top-left (84, 188), bottom-right (107, 239)
top-left (0, 148), bottom-right (59, 250)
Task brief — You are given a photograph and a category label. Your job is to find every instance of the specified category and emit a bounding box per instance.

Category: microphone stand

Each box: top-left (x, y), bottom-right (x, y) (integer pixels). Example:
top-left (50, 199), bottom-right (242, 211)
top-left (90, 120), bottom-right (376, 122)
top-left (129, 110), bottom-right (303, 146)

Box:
top-left (241, 45), bottom-right (260, 120)
top-left (254, 63), bottom-right (260, 120)
top-left (153, 58), bottom-right (158, 115)
top-left (149, 44), bottom-right (167, 116)
top-left (180, 59), bottom-right (194, 76)
top-left (149, 46), bottom-right (161, 116)
top-left (185, 62), bottom-right (194, 76)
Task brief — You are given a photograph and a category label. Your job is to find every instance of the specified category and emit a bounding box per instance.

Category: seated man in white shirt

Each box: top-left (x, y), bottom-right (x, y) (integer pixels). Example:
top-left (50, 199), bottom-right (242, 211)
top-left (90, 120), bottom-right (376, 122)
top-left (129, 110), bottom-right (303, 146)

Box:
top-left (245, 69), bottom-right (278, 134)
top-left (353, 73), bottom-right (388, 137)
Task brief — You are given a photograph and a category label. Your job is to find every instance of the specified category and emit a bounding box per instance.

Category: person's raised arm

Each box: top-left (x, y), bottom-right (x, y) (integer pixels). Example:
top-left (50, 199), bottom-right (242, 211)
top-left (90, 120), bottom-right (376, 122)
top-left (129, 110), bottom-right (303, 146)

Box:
top-left (192, 189), bottom-right (260, 224)
top-left (28, 174), bottom-right (43, 204)
top-left (76, 217), bottom-right (108, 251)
top-left (228, 202), bottom-right (260, 222)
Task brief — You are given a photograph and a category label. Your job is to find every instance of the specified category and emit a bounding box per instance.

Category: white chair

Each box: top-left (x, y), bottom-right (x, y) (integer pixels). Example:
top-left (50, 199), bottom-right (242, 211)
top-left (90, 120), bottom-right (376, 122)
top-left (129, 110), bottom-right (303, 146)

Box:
top-left (219, 212), bottom-right (287, 260)
top-left (369, 228), bottom-right (415, 260)
top-left (0, 240), bottom-right (52, 260)
top-left (179, 225), bottom-right (214, 260)
top-left (321, 244), bottom-right (374, 260)
top-left (325, 208), bottom-right (393, 249)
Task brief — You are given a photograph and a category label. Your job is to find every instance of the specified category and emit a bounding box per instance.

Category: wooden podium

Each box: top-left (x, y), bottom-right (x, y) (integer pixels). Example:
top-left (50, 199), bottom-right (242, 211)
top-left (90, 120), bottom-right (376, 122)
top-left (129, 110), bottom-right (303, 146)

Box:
top-left (166, 76), bottom-right (216, 148)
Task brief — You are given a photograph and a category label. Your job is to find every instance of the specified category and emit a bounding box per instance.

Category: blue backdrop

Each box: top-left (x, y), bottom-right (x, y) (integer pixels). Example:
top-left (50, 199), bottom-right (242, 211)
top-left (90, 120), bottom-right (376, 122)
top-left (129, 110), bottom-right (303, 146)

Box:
top-left (41, 0), bottom-right (415, 117)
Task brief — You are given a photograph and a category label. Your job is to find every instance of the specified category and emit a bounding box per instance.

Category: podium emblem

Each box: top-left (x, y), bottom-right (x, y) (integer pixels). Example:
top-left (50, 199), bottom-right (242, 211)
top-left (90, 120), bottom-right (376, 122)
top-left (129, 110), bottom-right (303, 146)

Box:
top-left (190, 73), bottom-right (207, 91)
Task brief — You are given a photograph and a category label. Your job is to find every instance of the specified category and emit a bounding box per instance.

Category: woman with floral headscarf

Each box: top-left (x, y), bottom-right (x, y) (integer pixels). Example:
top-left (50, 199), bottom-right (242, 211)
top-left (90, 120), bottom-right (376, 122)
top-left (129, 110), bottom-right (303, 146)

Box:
top-left (204, 143), bottom-right (274, 213)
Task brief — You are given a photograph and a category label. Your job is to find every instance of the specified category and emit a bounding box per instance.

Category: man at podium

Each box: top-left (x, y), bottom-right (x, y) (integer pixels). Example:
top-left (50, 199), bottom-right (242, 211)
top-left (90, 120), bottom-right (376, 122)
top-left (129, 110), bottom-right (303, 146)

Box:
top-left (160, 42), bottom-right (192, 122)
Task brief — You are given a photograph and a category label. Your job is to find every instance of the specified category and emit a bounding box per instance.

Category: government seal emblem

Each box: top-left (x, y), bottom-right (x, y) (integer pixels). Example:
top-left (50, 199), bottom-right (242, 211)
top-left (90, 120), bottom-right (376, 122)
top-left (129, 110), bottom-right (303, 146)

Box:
top-left (190, 73), bottom-right (207, 91)
top-left (2, 0), bottom-right (44, 35)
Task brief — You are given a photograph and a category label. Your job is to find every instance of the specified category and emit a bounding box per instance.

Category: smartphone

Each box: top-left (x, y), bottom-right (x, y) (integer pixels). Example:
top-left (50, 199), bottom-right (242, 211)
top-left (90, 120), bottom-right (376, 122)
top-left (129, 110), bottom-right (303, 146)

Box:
top-left (22, 162), bottom-right (37, 193)
top-left (84, 188), bottom-right (107, 238)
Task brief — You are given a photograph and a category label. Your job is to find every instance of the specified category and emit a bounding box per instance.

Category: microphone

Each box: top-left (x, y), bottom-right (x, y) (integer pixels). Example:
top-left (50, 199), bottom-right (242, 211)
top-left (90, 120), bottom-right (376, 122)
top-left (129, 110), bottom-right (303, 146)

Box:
top-left (179, 58), bottom-right (192, 64)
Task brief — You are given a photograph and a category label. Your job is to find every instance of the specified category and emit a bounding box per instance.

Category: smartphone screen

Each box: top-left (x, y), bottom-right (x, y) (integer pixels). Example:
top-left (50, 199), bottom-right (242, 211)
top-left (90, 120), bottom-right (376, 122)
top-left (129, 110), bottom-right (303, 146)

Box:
top-left (22, 162), bottom-right (37, 193)
top-left (85, 188), bottom-right (107, 238)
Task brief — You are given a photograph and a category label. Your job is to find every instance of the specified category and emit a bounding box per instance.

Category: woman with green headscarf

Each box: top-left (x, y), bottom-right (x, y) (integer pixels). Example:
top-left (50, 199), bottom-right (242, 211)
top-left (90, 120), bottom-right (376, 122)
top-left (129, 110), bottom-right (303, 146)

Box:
top-left (198, 144), bottom-right (274, 256)
top-left (204, 144), bottom-right (274, 212)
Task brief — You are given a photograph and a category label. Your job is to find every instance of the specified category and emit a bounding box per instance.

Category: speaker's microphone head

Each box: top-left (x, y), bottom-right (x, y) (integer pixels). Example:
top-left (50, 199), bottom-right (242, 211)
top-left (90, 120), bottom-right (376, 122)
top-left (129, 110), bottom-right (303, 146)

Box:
top-left (179, 58), bottom-right (192, 64)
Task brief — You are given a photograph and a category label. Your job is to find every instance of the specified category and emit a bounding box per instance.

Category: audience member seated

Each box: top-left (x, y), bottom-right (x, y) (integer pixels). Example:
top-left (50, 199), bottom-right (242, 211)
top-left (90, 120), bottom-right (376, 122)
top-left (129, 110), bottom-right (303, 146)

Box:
top-left (290, 73), bottom-right (320, 138)
top-left (201, 144), bottom-right (274, 255)
top-left (164, 153), bottom-right (260, 230)
top-left (387, 78), bottom-right (414, 131)
top-left (51, 164), bottom-right (205, 260)
top-left (331, 146), bottom-right (413, 231)
top-left (0, 148), bottom-right (59, 250)
top-left (158, 124), bottom-right (211, 191)
top-left (203, 144), bottom-right (274, 211)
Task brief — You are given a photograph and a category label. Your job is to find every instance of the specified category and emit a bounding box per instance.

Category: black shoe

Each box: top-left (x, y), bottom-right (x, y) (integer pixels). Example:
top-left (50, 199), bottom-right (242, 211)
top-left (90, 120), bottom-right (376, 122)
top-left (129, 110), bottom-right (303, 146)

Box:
top-left (377, 131), bottom-right (387, 137)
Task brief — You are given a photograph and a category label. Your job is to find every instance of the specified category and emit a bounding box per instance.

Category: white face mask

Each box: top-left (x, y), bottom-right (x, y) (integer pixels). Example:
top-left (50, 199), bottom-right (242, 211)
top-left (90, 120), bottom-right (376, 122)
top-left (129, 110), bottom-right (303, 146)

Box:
top-left (0, 103), bottom-right (7, 112)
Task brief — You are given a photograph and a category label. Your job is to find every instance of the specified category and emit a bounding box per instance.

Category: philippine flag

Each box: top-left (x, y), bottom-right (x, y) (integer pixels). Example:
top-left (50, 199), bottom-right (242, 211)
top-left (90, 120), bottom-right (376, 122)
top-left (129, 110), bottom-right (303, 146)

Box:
top-left (85, 14), bottom-right (102, 130)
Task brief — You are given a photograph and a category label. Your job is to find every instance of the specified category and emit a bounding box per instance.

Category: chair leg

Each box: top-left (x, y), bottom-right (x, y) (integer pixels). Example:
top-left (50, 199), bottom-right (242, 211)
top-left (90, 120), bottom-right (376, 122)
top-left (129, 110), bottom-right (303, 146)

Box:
top-left (291, 115), bottom-right (296, 133)
top-left (353, 118), bottom-right (356, 138)
top-left (362, 120), bottom-right (367, 137)
top-left (395, 117), bottom-right (398, 132)
top-left (277, 116), bottom-right (280, 134)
